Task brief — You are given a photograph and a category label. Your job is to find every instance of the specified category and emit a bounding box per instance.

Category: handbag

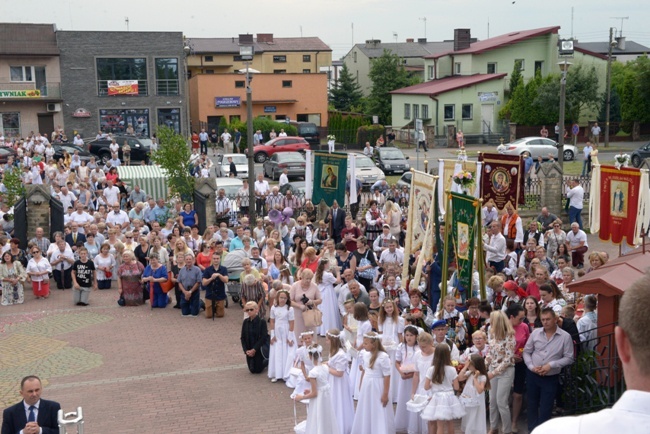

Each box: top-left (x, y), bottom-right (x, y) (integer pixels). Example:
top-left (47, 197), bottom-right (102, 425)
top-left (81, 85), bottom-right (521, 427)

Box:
top-left (160, 271), bottom-right (174, 293)
top-left (302, 307), bottom-right (323, 328)
top-left (459, 393), bottom-right (480, 408)
top-left (357, 251), bottom-right (376, 280)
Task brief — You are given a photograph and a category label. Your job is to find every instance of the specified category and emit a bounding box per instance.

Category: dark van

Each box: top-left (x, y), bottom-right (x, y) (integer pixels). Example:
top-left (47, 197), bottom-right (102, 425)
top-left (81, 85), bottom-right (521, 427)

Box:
top-left (289, 121), bottom-right (320, 146)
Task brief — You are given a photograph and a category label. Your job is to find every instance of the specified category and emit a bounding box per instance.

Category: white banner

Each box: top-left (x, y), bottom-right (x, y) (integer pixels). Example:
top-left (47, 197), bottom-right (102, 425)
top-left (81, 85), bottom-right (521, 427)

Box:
top-left (349, 155), bottom-right (357, 204)
top-left (305, 150), bottom-right (312, 201)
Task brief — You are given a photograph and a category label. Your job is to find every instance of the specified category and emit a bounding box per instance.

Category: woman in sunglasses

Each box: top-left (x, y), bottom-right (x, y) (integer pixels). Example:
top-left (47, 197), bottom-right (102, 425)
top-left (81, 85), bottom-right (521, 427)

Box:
top-left (25, 248), bottom-right (52, 299)
top-left (240, 301), bottom-right (269, 374)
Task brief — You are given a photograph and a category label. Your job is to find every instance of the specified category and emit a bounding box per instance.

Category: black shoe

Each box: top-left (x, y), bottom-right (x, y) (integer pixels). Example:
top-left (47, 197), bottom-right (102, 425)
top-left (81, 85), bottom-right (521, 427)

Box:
top-left (76, 302), bottom-right (83, 306)
top-left (79, 302), bottom-right (89, 306)
top-left (173, 304), bottom-right (181, 309)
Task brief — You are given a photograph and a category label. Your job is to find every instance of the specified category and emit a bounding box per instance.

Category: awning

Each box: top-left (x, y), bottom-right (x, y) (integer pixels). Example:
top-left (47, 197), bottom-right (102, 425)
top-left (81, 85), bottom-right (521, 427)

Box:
top-left (117, 165), bottom-right (169, 201)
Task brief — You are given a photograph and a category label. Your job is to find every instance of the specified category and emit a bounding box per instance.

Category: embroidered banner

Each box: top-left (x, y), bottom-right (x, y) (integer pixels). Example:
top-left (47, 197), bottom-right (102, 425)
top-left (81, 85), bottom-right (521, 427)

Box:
top-left (437, 159), bottom-right (481, 215)
top-left (449, 192), bottom-right (478, 291)
top-left (597, 165), bottom-right (642, 246)
top-left (479, 153), bottom-right (522, 211)
top-left (312, 151), bottom-right (347, 207)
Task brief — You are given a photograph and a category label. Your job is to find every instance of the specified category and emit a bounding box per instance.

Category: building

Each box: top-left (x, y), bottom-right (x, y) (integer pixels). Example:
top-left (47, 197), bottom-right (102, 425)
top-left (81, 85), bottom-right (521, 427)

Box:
top-left (0, 23), bottom-right (63, 139)
top-left (57, 30), bottom-right (189, 138)
top-left (343, 38), bottom-right (465, 95)
top-left (391, 26), bottom-right (608, 135)
top-left (185, 34), bottom-right (332, 76)
top-left (320, 59), bottom-right (344, 93)
top-left (575, 37), bottom-right (650, 63)
top-left (188, 72), bottom-right (328, 132)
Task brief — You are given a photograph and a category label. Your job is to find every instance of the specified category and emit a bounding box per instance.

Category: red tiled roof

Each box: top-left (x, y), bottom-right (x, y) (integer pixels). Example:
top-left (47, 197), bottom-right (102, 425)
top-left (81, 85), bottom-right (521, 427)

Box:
top-left (390, 73), bottom-right (507, 96)
top-left (426, 26), bottom-right (560, 59)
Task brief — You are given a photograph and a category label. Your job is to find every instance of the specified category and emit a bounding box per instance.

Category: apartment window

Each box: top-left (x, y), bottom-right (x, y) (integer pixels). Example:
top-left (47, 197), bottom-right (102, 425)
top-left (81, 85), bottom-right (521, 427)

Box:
top-left (10, 66), bottom-right (41, 82)
top-left (444, 104), bottom-right (455, 121)
top-left (157, 108), bottom-right (181, 134)
top-left (534, 61), bottom-right (544, 75)
top-left (487, 63), bottom-right (497, 74)
top-left (235, 80), bottom-right (245, 88)
top-left (274, 70), bottom-right (287, 74)
top-left (353, 52), bottom-right (357, 63)
top-left (233, 55), bottom-right (244, 62)
top-left (282, 80), bottom-right (293, 88)
top-left (515, 59), bottom-right (525, 71)
top-left (422, 104), bottom-right (429, 119)
top-left (96, 58), bottom-right (147, 96)
top-left (0, 113), bottom-right (20, 138)
top-left (273, 55), bottom-right (287, 63)
top-left (155, 58), bottom-right (179, 96)
top-left (204, 55), bottom-right (213, 62)
top-left (205, 70), bottom-right (215, 74)
top-left (303, 55), bottom-right (311, 62)
top-left (427, 65), bottom-right (434, 80)
top-left (454, 63), bottom-right (461, 75)
top-left (413, 104), bottom-right (420, 120)
top-left (462, 104), bottom-right (473, 120)
top-left (404, 103), bottom-right (411, 120)
top-left (303, 69), bottom-right (311, 73)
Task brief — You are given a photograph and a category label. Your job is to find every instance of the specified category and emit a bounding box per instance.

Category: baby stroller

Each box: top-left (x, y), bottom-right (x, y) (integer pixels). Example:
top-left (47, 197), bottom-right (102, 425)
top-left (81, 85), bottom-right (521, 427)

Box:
top-left (222, 249), bottom-right (247, 307)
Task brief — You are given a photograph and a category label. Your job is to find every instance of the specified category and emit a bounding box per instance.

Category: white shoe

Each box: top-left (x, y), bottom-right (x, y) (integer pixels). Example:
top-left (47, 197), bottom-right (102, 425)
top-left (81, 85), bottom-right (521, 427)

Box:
top-left (271, 378), bottom-right (277, 383)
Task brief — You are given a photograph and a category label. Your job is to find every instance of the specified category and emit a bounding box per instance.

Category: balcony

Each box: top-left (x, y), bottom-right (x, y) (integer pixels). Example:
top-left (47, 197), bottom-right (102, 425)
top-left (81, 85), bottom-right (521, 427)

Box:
top-left (0, 82), bottom-right (61, 99)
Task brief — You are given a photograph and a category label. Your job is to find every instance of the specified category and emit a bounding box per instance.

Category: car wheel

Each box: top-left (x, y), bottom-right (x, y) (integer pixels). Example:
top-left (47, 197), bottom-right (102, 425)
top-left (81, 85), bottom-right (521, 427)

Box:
top-left (99, 152), bottom-right (111, 164)
top-left (254, 152), bottom-right (267, 163)
top-left (632, 155), bottom-right (641, 167)
top-left (563, 150), bottom-right (574, 161)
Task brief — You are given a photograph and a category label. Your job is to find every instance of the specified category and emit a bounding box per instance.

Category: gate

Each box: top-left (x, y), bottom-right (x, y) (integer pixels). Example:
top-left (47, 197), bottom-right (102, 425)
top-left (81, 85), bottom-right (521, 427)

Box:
top-left (193, 190), bottom-right (208, 234)
top-left (13, 198), bottom-right (27, 249)
top-left (50, 197), bottom-right (65, 241)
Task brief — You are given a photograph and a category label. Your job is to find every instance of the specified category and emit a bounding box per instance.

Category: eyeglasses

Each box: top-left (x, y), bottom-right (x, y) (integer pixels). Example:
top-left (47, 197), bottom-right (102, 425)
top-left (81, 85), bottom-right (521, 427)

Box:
top-left (245, 308), bottom-right (255, 312)
top-left (126, 237), bottom-right (132, 239)
top-left (32, 251), bottom-right (39, 254)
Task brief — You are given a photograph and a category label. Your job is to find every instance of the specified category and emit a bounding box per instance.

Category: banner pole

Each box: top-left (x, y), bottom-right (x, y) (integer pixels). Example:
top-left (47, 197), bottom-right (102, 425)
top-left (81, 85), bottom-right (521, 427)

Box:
top-left (401, 169), bottom-right (416, 289)
top-left (476, 198), bottom-right (486, 301)
top-left (440, 190), bottom-right (452, 305)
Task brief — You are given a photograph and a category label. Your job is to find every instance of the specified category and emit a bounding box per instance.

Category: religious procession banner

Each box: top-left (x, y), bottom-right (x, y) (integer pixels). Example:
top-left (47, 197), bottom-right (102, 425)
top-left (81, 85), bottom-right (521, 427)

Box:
top-left (312, 151), bottom-right (347, 207)
top-left (402, 170), bottom-right (436, 288)
top-left (437, 159), bottom-right (482, 215)
top-left (479, 153), bottom-right (522, 211)
top-left (447, 192), bottom-right (479, 291)
top-left (589, 164), bottom-right (650, 246)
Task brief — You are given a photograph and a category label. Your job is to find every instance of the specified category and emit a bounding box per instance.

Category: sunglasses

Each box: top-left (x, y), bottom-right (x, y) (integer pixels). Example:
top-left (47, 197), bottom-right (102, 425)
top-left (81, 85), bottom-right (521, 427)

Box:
top-left (245, 308), bottom-right (255, 312)
top-left (32, 251), bottom-right (40, 254)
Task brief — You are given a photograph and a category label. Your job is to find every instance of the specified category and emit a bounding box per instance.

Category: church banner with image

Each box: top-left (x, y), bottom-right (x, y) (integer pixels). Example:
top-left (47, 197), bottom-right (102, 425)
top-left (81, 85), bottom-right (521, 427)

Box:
top-left (479, 153), bottom-right (522, 211)
top-left (312, 151), bottom-right (347, 207)
top-left (449, 192), bottom-right (478, 291)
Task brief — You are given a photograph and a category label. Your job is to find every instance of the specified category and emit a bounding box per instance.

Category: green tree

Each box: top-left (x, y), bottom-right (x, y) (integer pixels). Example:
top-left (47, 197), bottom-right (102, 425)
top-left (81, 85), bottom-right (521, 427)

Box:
top-left (1, 167), bottom-right (25, 208)
top-left (329, 63), bottom-right (364, 112)
top-left (509, 59), bottom-right (523, 95)
top-left (366, 50), bottom-right (417, 124)
top-left (151, 126), bottom-right (195, 201)
top-left (534, 64), bottom-right (600, 122)
top-left (611, 56), bottom-right (650, 123)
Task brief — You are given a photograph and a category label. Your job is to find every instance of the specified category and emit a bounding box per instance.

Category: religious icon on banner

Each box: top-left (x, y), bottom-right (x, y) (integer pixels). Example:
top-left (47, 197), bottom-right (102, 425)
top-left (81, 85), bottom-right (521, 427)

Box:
top-left (321, 165), bottom-right (338, 189)
top-left (492, 169), bottom-right (511, 193)
top-left (457, 222), bottom-right (470, 259)
top-left (611, 181), bottom-right (628, 217)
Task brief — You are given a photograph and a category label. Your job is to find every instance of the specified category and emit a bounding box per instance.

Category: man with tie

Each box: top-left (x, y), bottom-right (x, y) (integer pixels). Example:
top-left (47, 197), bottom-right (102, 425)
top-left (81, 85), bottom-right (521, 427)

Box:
top-left (1, 375), bottom-right (60, 434)
top-left (64, 223), bottom-right (86, 252)
top-left (326, 200), bottom-right (346, 244)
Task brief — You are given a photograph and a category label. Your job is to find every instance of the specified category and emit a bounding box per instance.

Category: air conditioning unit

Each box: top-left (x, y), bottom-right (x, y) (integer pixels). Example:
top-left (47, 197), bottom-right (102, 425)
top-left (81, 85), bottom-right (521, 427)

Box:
top-left (47, 103), bottom-right (61, 113)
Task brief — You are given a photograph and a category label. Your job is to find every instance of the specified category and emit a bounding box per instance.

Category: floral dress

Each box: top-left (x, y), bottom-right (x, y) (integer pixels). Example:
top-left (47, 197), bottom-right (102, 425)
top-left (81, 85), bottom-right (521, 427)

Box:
top-left (0, 262), bottom-right (27, 305)
top-left (118, 261), bottom-right (145, 306)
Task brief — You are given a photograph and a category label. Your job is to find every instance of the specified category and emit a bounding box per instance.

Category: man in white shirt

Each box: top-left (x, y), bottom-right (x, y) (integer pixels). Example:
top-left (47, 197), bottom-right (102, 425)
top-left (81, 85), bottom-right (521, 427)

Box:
top-left (590, 122), bottom-right (601, 145)
top-left (103, 180), bottom-right (120, 206)
top-left (254, 173), bottom-right (270, 217)
top-left (68, 202), bottom-right (93, 232)
top-left (278, 168), bottom-right (289, 186)
top-left (565, 222), bottom-right (588, 268)
top-left (373, 224), bottom-right (396, 254)
top-left (483, 221), bottom-right (506, 272)
top-left (534, 274), bottom-right (650, 434)
top-left (106, 203), bottom-right (130, 232)
top-left (73, 134), bottom-right (84, 146)
top-left (50, 239), bottom-right (75, 289)
top-left (220, 129), bottom-right (232, 153)
top-left (581, 142), bottom-right (593, 177)
top-left (417, 129), bottom-right (427, 152)
top-left (379, 239), bottom-right (404, 266)
top-left (199, 128), bottom-right (209, 154)
top-left (278, 129), bottom-right (287, 137)
top-left (337, 269), bottom-right (367, 316)
top-left (482, 201), bottom-right (498, 228)
top-left (57, 186), bottom-right (77, 211)
top-left (566, 178), bottom-right (584, 229)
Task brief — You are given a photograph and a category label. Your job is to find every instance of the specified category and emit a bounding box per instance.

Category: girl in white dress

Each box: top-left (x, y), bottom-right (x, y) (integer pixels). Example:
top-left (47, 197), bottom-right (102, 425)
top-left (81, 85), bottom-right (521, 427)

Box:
top-left (293, 344), bottom-right (340, 434)
top-left (351, 302), bottom-right (372, 400)
top-left (268, 290), bottom-right (296, 383)
top-left (394, 325), bottom-right (420, 433)
top-left (459, 354), bottom-right (490, 434)
top-left (325, 329), bottom-right (353, 434)
top-left (378, 298), bottom-right (405, 403)
top-left (410, 332), bottom-right (436, 434)
top-left (351, 332), bottom-right (395, 434)
top-left (342, 299), bottom-right (357, 345)
top-left (287, 331), bottom-right (315, 395)
top-left (314, 259), bottom-right (342, 336)
top-left (421, 344), bottom-right (465, 434)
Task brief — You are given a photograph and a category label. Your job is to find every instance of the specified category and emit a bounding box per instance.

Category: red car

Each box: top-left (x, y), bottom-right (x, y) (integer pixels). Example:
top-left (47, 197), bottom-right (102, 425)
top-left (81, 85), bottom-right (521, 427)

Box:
top-left (253, 136), bottom-right (310, 163)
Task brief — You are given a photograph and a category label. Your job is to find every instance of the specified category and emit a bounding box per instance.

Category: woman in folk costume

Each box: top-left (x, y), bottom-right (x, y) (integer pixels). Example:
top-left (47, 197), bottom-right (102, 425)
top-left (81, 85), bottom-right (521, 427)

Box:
top-left (364, 200), bottom-right (385, 243)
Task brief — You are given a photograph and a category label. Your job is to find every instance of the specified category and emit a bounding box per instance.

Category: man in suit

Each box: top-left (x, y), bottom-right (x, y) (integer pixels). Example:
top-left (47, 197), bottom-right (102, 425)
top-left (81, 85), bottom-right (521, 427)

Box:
top-left (326, 199), bottom-right (346, 244)
top-left (64, 223), bottom-right (86, 253)
top-left (2, 375), bottom-right (61, 434)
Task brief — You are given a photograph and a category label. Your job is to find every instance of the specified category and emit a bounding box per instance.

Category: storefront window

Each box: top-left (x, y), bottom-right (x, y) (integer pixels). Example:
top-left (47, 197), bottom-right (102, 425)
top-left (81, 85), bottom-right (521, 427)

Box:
top-left (0, 113), bottom-right (20, 138)
top-left (99, 109), bottom-right (150, 137)
top-left (96, 58), bottom-right (148, 96)
top-left (157, 108), bottom-right (180, 134)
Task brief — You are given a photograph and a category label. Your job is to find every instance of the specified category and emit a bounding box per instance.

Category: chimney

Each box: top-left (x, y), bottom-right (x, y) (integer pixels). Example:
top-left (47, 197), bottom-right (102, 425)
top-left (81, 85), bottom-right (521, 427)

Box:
top-left (418, 38), bottom-right (427, 44)
top-left (406, 38), bottom-right (414, 43)
top-left (365, 39), bottom-right (381, 48)
top-left (616, 36), bottom-right (626, 50)
top-left (454, 29), bottom-right (471, 51)
top-left (238, 34), bottom-right (254, 45)
top-left (257, 33), bottom-right (274, 43)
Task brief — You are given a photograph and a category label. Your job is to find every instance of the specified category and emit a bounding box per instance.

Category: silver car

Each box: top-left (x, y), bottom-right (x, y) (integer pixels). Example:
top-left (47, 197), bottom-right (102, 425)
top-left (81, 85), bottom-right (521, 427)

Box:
top-left (215, 153), bottom-right (249, 178)
top-left (263, 152), bottom-right (306, 181)
top-left (497, 136), bottom-right (577, 161)
top-left (348, 153), bottom-right (386, 189)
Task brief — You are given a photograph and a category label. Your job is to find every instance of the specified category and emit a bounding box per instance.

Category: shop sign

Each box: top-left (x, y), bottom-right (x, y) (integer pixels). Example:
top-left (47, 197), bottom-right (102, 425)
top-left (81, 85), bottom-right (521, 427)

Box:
top-left (0, 89), bottom-right (41, 98)
top-left (215, 96), bottom-right (241, 108)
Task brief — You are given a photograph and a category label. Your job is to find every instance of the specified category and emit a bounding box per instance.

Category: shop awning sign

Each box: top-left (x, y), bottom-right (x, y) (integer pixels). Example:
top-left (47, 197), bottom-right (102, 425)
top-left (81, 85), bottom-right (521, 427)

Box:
top-left (215, 97), bottom-right (241, 108)
top-left (107, 80), bottom-right (139, 96)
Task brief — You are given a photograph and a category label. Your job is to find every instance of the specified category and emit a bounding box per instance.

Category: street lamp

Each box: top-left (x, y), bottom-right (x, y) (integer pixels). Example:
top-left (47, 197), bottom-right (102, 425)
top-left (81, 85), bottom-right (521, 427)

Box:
top-left (557, 39), bottom-right (574, 173)
top-left (240, 44), bottom-right (256, 222)
top-left (182, 38), bottom-right (193, 140)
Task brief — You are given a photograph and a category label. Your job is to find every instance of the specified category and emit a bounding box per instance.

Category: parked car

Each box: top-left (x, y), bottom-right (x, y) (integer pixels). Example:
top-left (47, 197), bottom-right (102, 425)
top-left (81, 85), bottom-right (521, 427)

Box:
top-left (497, 136), bottom-right (577, 161)
top-left (349, 153), bottom-right (386, 189)
top-left (263, 152), bottom-right (306, 180)
top-left (53, 144), bottom-right (93, 163)
top-left (0, 147), bottom-right (17, 165)
top-left (253, 136), bottom-right (310, 163)
top-left (396, 172), bottom-right (412, 190)
top-left (631, 141), bottom-right (650, 167)
top-left (373, 146), bottom-right (410, 175)
top-left (289, 121), bottom-right (320, 146)
top-left (86, 135), bottom-right (152, 164)
top-left (279, 181), bottom-right (306, 196)
top-left (215, 153), bottom-right (249, 178)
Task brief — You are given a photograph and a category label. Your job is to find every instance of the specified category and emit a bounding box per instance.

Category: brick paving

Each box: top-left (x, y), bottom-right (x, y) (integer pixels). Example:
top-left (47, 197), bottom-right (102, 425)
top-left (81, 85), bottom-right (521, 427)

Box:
top-left (0, 233), bottom-right (624, 433)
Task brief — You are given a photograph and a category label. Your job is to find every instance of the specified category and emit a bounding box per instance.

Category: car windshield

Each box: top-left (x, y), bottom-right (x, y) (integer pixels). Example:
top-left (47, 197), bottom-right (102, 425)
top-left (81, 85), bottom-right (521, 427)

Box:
top-left (380, 149), bottom-right (404, 160)
top-left (299, 125), bottom-right (318, 133)
top-left (278, 153), bottom-right (305, 162)
top-left (355, 156), bottom-right (376, 168)
top-left (226, 155), bottom-right (247, 165)
top-left (218, 185), bottom-right (241, 196)
top-left (138, 139), bottom-right (153, 147)
top-left (510, 138), bottom-right (529, 145)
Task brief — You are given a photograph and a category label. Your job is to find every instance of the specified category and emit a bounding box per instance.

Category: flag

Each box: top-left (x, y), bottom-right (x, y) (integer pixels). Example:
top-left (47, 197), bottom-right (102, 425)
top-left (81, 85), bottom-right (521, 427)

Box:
top-left (305, 150), bottom-right (313, 201)
top-left (349, 155), bottom-right (357, 204)
top-left (449, 192), bottom-right (478, 291)
top-left (312, 151), bottom-right (347, 207)
top-left (479, 153), bottom-right (522, 211)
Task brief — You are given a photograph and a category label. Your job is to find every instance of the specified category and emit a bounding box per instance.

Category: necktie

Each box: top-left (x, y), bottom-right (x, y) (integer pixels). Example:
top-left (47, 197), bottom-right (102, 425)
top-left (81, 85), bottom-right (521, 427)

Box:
top-left (28, 405), bottom-right (36, 422)
top-left (333, 209), bottom-right (337, 220)
top-left (73, 233), bottom-right (77, 243)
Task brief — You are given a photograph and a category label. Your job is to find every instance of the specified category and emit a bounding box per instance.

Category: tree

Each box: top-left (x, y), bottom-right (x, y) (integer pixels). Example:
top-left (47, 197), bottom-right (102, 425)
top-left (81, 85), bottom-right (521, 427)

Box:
top-left (329, 63), bottom-right (364, 112)
top-left (509, 59), bottom-right (523, 95)
top-left (0, 167), bottom-right (25, 208)
top-left (151, 126), bottom-right (195, 201)
top-left (610, 55), bottom-right (650, 124)
top-left (534, 64), bottom-right (600, 122)
top-left (366, 50), bottom-right (418, 125)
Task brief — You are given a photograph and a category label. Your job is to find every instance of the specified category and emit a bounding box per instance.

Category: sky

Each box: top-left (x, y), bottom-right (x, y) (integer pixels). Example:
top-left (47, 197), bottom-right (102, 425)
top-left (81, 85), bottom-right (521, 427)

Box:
top-left (3, 0), bottom-right (649, 59)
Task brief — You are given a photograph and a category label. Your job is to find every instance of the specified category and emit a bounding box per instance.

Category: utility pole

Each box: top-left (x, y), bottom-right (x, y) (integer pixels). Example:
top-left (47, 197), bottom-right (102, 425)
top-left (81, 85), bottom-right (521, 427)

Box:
top-left (419, 17), bottom-right (427, 39)
top-left (605, 27), bottom-right (614, 148)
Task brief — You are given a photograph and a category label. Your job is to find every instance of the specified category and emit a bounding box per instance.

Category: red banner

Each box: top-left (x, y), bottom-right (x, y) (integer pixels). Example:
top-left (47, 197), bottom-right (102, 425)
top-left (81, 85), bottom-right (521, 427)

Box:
top-left (107, 80), bottom-right (139, 96)
top-left (599, 166), bottom-right (641, 246)
top-left (479, 153), bottom-right (522, 211)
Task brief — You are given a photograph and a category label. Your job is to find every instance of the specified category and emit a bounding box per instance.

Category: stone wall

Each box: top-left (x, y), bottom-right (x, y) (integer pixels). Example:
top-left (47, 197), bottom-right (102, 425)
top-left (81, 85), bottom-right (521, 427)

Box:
top-left (25, 185), bottom-right (52, 240)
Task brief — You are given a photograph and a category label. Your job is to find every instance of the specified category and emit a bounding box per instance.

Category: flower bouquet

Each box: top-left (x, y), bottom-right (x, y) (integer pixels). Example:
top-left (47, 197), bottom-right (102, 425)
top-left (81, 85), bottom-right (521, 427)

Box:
top-left (614, 153), bottom-right (630, 170)
top-left (327, 134), bottom-right (336, 141)
top-left (453, 170), bottom-right (475, 190)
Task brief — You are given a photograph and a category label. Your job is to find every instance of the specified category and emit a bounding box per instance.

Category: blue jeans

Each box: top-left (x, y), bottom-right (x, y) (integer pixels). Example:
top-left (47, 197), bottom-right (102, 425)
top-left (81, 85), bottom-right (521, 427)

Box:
top-left (181, 290), bottom-right (200, 316)
top-left (527, 371), bottom-right (559, 432)
top-left (581, 159), bottom-right (591, 176)
top-left (568, 206), bottom-right (583, 229)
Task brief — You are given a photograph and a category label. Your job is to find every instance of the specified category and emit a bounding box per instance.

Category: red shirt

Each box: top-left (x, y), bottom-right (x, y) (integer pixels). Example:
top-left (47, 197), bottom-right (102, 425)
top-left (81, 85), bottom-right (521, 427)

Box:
top-left (526, 281), bottom-right (541, 301)
top-left (191, 133), bottom-right (200, 149)
top-left (341, 226), bottom-right (361, 252)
